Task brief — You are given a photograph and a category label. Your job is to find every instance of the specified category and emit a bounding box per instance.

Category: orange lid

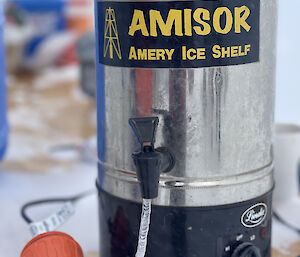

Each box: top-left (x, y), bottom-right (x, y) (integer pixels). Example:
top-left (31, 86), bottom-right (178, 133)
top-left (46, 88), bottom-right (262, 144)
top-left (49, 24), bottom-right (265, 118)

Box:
top-left (21, 231), bottom-right (83, 257)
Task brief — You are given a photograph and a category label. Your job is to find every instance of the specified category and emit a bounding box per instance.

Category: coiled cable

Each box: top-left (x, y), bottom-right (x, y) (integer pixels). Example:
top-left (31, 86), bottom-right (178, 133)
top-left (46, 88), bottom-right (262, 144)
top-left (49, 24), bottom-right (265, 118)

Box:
top-left (135, 199), bottom-right (152, 257)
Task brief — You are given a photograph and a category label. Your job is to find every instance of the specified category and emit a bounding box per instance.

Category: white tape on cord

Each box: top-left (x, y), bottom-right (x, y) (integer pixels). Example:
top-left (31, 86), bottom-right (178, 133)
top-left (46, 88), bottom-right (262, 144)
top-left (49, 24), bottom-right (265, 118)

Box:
top-left (29, 202), bottom-right (75, 237)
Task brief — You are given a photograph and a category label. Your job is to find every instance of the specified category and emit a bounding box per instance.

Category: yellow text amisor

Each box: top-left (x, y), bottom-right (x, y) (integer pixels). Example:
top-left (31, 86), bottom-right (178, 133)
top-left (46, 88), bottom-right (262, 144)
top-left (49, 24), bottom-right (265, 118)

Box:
top-left (128, 6), bottom-right (252, 37)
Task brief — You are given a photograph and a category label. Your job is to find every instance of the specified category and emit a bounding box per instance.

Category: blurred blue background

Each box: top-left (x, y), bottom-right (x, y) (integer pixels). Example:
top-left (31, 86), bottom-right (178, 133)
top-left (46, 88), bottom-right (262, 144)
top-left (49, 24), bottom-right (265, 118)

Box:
top-left (0, 2), bottom-right (8, 160)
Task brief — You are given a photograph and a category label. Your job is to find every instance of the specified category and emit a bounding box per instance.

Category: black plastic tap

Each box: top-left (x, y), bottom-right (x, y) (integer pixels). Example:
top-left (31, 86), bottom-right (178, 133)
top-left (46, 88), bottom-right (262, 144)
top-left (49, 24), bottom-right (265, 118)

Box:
top-left (129, 117), bottom-right (162, 199)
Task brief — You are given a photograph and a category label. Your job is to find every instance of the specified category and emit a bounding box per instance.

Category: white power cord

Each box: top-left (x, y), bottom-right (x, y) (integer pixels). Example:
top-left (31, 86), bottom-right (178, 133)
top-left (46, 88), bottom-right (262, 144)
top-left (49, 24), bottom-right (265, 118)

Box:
top-left (135, 199), bottom-right (152, 257)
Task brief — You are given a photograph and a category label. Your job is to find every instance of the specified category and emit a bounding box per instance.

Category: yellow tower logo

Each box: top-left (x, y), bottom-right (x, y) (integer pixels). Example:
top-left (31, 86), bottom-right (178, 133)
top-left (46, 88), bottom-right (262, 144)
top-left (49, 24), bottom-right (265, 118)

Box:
top-left (104, 8), bottom-right (122, 60)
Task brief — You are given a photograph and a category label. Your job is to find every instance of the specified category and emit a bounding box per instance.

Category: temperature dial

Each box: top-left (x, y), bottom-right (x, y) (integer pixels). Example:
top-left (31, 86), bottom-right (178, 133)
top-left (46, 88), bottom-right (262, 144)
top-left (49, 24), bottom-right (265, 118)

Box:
top-left (231, 243), bottom-right (262, 257)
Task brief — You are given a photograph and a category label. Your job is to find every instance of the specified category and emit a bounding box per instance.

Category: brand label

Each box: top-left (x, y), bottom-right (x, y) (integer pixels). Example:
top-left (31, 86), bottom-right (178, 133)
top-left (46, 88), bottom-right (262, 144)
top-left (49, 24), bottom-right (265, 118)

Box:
top-left (241, 203), bottom-right (267, 228)
top-left (97, 0), bottom-right (260, 68)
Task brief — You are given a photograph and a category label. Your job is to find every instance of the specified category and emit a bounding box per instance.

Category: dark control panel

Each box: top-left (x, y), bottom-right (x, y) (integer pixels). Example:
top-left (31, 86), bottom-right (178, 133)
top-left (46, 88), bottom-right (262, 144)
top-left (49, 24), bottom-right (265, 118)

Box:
top-left (232, 243), bottom-right (261, 257)
top-left (97, 185), bottom-right (272, 257)
top-left (218, 222), bottom-right (271, 257)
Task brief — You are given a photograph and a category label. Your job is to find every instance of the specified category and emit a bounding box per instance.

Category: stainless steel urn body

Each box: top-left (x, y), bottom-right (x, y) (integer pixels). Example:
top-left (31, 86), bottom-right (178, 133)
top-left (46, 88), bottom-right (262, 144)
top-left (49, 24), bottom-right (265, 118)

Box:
top-left (96, 0), bottom-right (277, 207)
top-left (95, 0), bottom-right (277, 256)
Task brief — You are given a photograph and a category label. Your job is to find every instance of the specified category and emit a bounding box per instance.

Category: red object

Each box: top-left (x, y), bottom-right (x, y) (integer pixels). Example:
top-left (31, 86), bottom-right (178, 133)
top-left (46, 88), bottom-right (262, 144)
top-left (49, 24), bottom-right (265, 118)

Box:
top-left (21, 232), bottom-right (83, 257)
top-left (135, 70), bottom-right (153, 116)
top-left (56, 43), bottom-right (78, 66)
top-left (260, 227), bottom-right (268, 239)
